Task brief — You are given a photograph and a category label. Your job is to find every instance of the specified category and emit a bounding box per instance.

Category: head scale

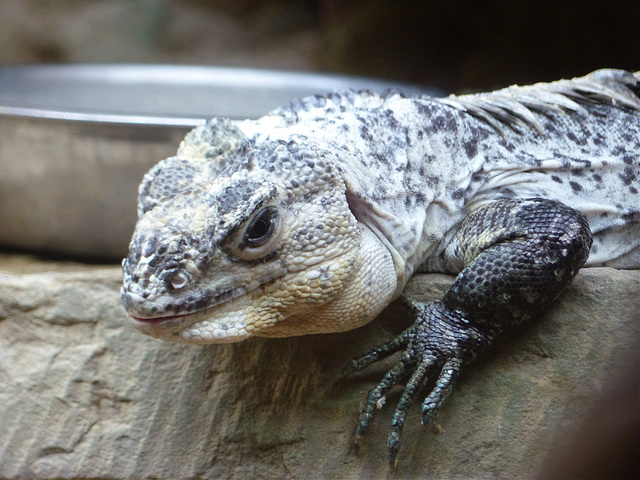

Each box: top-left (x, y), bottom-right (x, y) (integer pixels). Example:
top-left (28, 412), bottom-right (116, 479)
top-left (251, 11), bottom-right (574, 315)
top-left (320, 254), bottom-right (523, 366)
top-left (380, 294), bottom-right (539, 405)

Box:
top-left (121, 118), bottom-right (362, 343)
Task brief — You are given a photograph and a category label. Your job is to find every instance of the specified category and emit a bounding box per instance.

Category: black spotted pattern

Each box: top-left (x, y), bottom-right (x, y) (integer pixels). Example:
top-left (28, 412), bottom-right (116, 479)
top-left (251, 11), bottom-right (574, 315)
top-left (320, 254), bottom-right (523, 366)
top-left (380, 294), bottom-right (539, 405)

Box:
top-left (344, 198), bottom-right (592, 464)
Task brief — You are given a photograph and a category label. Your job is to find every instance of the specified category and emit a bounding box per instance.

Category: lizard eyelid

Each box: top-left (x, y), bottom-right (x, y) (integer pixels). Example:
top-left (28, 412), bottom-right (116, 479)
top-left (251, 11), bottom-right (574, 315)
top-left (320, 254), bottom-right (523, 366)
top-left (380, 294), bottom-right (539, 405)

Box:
top-left (243, 207), bottom-right (278, 247)
top-left (222, 206), bottom-right (282, 261)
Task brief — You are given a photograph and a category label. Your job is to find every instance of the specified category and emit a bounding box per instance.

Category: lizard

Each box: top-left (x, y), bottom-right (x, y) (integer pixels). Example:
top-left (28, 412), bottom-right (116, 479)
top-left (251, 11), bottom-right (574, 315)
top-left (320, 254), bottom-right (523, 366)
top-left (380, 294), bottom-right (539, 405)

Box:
top-left (121, 69), bottom-right (640, 464)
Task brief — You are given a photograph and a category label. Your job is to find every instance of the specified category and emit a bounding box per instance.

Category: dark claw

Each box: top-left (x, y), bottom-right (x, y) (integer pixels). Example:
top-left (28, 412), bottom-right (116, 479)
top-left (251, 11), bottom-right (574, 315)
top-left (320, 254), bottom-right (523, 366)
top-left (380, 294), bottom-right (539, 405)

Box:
top-left (355, 354), bottom-right (412, 436)
top-left (341, 333), bottom-right (410, 376)
top-left (421, 358), bottom-right (460, 425)
top-left (387, 430), bottom-right (401, 466)
top-left (344, 300), bottom-right (496, 465)
top-left (343, 199), bottom-right (592, 464)
top-left (356, 392), bottom-right (377, 437)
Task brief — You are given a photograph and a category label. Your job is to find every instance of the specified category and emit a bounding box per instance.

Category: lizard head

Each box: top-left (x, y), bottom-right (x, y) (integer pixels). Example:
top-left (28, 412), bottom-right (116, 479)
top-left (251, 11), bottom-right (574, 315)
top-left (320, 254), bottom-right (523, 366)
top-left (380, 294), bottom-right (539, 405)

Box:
top-left (121, 119), bottom-right (393, 343)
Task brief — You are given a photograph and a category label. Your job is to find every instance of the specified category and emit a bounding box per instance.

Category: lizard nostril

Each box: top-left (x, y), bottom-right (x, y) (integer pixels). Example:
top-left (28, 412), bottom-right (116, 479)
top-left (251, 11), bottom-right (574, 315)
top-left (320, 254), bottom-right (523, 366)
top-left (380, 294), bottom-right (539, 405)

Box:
top-left (171, 271), bottom-right (189, 290)
top-left (164, 270), bottom-right (190, 291)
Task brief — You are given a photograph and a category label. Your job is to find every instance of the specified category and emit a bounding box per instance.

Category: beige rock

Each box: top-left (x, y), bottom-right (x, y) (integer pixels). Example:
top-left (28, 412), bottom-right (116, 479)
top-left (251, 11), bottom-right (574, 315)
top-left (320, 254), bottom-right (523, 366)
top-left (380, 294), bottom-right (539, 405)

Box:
top-left (0, 256), bottom-right (637, 479)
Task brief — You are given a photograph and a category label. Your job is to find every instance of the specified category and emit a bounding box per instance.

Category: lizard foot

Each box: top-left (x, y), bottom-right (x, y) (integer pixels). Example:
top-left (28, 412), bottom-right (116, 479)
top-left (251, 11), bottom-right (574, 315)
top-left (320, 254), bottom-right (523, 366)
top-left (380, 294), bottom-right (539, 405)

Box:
top-left (343, 298), bottom-right (496, 466)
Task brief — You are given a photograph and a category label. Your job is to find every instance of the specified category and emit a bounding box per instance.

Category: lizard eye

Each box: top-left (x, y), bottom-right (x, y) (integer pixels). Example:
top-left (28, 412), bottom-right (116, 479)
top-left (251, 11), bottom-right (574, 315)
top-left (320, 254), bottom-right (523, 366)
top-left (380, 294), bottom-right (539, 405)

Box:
top-left (244, 207), bottom-right (277, 247)
top-left (222, 206), bottom-right (281, 261)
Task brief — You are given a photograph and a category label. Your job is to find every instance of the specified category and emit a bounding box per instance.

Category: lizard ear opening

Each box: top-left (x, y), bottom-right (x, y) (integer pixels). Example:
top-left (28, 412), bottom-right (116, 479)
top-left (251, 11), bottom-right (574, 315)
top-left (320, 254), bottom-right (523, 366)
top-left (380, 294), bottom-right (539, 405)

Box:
top-left (344, 190), bottom-right (366, 222)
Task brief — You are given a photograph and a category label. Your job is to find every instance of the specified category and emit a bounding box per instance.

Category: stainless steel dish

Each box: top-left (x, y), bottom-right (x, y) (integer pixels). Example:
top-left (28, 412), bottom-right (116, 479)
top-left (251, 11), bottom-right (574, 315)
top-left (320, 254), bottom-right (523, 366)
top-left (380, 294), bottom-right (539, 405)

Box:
top-left (0, 64), bottom-right (432, 259)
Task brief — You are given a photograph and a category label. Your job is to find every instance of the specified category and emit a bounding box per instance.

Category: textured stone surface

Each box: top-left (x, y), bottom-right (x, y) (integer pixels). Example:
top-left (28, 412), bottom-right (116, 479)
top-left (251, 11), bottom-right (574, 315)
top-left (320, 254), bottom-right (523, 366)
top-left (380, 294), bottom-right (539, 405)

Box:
top-left (0, 256), bottom-right (637, 479)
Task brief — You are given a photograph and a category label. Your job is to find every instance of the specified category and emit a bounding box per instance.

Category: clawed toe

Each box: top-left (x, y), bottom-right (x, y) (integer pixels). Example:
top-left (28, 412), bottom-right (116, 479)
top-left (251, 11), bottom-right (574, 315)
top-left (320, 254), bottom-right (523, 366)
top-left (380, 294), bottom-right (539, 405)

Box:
top-left (345, 299), bottom-right (497, 464)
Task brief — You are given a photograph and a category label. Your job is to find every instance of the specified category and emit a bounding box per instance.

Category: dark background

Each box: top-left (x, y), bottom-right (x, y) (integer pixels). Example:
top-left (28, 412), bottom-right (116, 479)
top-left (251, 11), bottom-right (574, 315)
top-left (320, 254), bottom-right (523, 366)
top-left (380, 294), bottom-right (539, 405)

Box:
top-left (2, 0), bottom-right (638, 93)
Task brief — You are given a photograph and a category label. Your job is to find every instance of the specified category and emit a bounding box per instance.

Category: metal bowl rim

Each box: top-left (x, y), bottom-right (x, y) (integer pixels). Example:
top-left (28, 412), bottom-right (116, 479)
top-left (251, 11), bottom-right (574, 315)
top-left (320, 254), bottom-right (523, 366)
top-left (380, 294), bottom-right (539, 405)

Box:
top-left (0, 64), bottom-right (431, 127)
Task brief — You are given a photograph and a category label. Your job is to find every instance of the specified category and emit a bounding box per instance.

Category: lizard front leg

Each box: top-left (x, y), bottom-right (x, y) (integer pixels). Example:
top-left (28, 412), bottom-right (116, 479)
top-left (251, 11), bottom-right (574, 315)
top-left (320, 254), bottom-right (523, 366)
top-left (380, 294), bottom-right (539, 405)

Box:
top-left (344, 198), bottom-right (592, 465)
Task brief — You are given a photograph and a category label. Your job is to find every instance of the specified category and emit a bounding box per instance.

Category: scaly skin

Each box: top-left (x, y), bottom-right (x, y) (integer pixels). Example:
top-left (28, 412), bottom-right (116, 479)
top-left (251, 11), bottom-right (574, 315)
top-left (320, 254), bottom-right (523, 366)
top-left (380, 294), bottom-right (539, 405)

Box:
top-left (121, 70), bottom-right (639, 463)
top-left (344, 198), bottom-right (592, 464)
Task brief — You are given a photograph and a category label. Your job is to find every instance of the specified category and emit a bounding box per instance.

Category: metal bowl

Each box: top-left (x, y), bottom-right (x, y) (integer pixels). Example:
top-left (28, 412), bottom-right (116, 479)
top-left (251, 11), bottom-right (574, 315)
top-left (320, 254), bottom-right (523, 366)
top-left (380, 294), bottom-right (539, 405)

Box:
top-left (0, 64), bottom-right (432, 260)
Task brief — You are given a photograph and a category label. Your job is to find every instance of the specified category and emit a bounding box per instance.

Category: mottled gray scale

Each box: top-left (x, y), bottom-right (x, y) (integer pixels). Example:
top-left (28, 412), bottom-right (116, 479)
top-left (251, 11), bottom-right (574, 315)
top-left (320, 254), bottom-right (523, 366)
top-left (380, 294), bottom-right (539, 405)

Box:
top-left (137, 157), bottom-right (199, 213)
top-left (122, 70), bottom-right (640, 462)
top-left (241, 70), bottom-right (639, 273)
top-left (217, 181), bottom-right (264, 217)
top-left (181, 118), bottom-right (250, 158)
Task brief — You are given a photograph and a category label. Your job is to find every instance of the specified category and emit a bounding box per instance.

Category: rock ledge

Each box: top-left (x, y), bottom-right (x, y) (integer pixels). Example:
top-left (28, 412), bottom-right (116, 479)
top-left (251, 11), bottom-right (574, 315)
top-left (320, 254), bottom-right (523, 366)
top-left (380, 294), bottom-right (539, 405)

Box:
top-left (0, 258), bottom-right (637, 479)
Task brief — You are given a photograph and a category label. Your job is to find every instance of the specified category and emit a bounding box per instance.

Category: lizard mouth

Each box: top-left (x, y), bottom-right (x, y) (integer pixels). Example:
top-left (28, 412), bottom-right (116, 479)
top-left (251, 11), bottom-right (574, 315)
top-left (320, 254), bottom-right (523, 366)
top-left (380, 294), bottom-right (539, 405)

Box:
top-left (122, 272), bottom-right (280, 343)
top-left (123, 283), bottom-right (250, 327)
top-left (122, 258), bottom-right (294, 328)
top-left (128, 300), bottom-right (254, 344)
top-left (129, 313), bottom-right (190, 324)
